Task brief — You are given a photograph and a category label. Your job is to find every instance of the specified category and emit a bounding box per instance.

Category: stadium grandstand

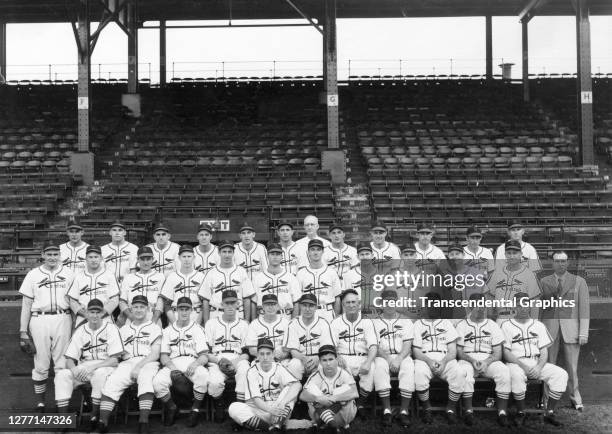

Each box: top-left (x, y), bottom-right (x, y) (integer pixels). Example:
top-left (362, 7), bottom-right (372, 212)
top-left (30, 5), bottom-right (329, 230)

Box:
top-left (1, 0), bottom-right (612, 432)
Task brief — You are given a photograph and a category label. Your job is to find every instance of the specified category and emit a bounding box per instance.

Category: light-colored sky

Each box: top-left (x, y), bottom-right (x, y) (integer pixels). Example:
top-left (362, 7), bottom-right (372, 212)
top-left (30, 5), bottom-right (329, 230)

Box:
top-left (6, 16), bottom-right (612, 82)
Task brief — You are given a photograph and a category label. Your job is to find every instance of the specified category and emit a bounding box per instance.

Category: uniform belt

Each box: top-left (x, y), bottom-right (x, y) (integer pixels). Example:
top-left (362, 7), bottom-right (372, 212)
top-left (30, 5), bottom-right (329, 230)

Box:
top-left (340, 352), bottom-right (367, 356)
top-left (519, 355), bottom-right (540, 360)
top-left (219, 350), bottom-right (237, 354)
top-left (31, 309), bottom-right (70, 316)
top-left (422, 350), bottom-right (446, 354)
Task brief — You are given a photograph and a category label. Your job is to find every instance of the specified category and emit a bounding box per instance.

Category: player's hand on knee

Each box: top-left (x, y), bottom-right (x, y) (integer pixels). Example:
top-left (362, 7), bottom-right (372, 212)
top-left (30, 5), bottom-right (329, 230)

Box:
top-left (579, 336), bottom-right (588, 345)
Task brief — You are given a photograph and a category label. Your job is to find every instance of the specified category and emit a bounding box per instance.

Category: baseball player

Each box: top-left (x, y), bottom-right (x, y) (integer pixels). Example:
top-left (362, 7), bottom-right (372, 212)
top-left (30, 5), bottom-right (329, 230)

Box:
top-left (323, 223), bottom-right (358, 281)
top-left (245, 294), bottom-right (291, 362)
top-left (463, 226), bottom-right (494, 276)
top-left (193, 223), bottom-right (220, 274)
top-left (157, 244), bottom-right (206, 324)
top-left (342, 243), bottom-right (376, 305)
top-left (98, 295), bottom-right (161, 434)
top-left (456, 293), bottom-right (511, 427)
top-left (392, 244), bottom-right (434, 320)
top-left (101, 221), bottom-right (138, 284)
top-left (18, 243), bottom-right (74, 412)
top-left (146, 223), bottom-right (180, 277)
top-left (228, 338), bottom-right (302, 432)
top-left (414, 223), bottom-right (446, 275)
top-left (54, 299), bottom-right (123, 431)
top-left (276, 222), bottom-right (299, 275)
top-left (60, 218), bottom-right (89, 273)
top-left (412, 292), bottom-right (466, 425)
top-left (68, 245), bottom-right (120, 329)
top-left (200, 240), bottom-right (256, 323)
top-left (296, 239), bottom-right (342, 322)
top-left (294, 215), bottom-right (331, 269)
top-left (330, 289), bottom-right (378, 419)
top-left (369, 222), bottom-right (401, 271)
top-left (152, 297), bottom-right (210, 428)
top-left (119, 246), bottom-right (164, 326)
top-left (203, 290), bottom-right (250, 421)
top-left (372, 290), bottom-right (415, 428)
top-left (501, 292), bottom-right (568, 427)
top-left (252, 243), bottom-right (301, 319)
top-left (486, 240), bottom-right (541, 321)
top-left (234, 223), bottom-right (268, 281)
top-left (495, 221), bottom-right (542, 272)
top-left (300, 344), bottom-right (359, 433)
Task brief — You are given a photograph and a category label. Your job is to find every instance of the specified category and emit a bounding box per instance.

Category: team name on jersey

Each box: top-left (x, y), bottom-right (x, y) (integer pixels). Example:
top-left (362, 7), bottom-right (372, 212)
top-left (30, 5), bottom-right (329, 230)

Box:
top-left (212, 279), bottom-right (242, 293)
top-left (421, 325), bottom-right (451, 343)
top-left (462, 330), bottom-right (493, 346)
top-left (303, 281), bottom-right (332, 297)
top-left (260, 280), bottom-right (290, 295)
top-left (212, 333), bottom-right (242, 351)
top-left (124, 331), bottom-right (153, 348)
top-left (172, 279), bottom-right (202, 294)
top-left (169, 333), bottom-right (197, 352)
top-left (37, 275), bottom-right (69, 289)
top-left (81, 338), bottom-right (110, 359)
top-left (254, 329), bottom-right (285, 347)
top-left (378, 323), bottom-right (404, 340)
top-left (510, 330), bottom-right (540, 347)
top-left (196, 262), bottom-right (217, 273)
top-left (298, 331), bottom-right (323, 348)
top-left (105, 250), bottom-right (133, 264)
top-left (63, 256), bottom-right (86, 268)
top-left (78, 281), bottom-right (110, 296)
top-left (337, 327), bottom-right (366, 344)
top-left (129, 279), bottom-right (161, 293)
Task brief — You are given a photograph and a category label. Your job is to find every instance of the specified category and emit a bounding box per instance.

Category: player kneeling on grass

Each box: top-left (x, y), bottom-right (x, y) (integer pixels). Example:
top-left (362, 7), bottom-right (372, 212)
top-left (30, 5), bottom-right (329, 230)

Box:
top-left (501, 292), bottom-right (568, 427)
top-left (456, 293), bottom-right (511, 427)
top-left (228, 338), bottom-right (302, 432)
top-left (372, 290), bottom-right (415, 428)
top-left (301, 344), bottom-right (359, 434)
top-left (152, 296), bottom-right (210, 428)
top-left (55, 299), bottom-right (123, 431)
top-left (412, 292), bottom-right (466, 425)
top-left (97, 295), bottom-right (161, 434)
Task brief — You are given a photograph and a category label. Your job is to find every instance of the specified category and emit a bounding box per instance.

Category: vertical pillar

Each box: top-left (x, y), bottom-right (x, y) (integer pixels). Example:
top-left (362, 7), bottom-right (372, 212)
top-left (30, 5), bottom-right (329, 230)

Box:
top-left (522, 19), bottom-right (530, 102)
top-left (485, 15), bottom-right (493, 80)
top-left (127, 0), bottom-right (138, 93)
top-left (159, 20), bottom-right (166, 87)
top-left (576, 0), bottom-right (594, 166)
top-left (0, 21), bottom-right (6, 82)
top-left (77, 1), bottom-right (91, 152)
top-left (324, 0), bottom-right (339, 150)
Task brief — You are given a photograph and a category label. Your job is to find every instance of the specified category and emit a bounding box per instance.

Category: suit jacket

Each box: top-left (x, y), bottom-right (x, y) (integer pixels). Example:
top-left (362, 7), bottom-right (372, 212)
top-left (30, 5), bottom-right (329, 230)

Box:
top-left (539, 272), bottom-right (589, 343)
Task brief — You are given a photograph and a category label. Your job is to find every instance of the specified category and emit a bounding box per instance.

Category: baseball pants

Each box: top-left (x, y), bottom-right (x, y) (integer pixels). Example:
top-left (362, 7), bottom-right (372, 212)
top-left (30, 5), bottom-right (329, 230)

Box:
top-left (374, 356), bottom-right (415, 394)
top-left (458, 359), bottom-right (511, 395)
top-left (29, 314), bottom-right (71, 381)
top-left (152, 356), bottom-right (209, 397)
top-left (549, 334), bottom-right (582, 405)
top-left (54, 361), bottom-right (116, 402)
top-left (285, 356), bottom-right (318, 380)
top-left (207, 354), bottom-right (250, 399)
top-left (340, 356), bottom-right (375, 393)
top-left (507, 358), bottom-right (568, 396)
top-left (101, 357), bottom-right (160, 401)
top-left (229, 388), bottom-right (295, 427)
top-left (308, 401), bottom-right (357, 428)
top-left (414, 359), bottom-right (466, 394)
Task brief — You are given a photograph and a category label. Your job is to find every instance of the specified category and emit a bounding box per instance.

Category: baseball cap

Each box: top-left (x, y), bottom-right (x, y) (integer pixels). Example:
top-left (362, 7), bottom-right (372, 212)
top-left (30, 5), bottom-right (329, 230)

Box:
top-left (416, 223), bottom-right (434, 233)
top-left (356, 243), bottom-right (373, 253)
top-left (318, 344), bottom-right (337, 358)
top-left (267, 243), bottom-right (283, 254)
top-left (401, 244), bottom-right (417, 253)
top-left (507, 220), bottom-right (523, 230)
top-left (308, 239), bottom-right (324, 250)
top-left (178, 244), bottom-right (194, 255)
top-left (110, 221), bottom-right (126, 231)
top-left (131, 295), bottom-right (149, 306)
top-left (222, 290), bottom-right (238, 302)
top-left (448, 243), bottom-right (464, 254)
top-left (87, 298), bottom-right (104, 311)
top-left (371, 222), bottom-right (387, 232)
top-left (239, 223), bottom-right (255, 233)
top-left (152, 223), bottom-right (170, 233)
top-left (66, 217), bottom-right (83, 231)
top-left (42, 242), bottom-right (60, 253)
top-left (197, 223), bottom-right (213, 234)
top-left (262, 294), bottom-right (279, 304)
top-left (217, 240), bottom-right (235, 250)
top-left (85, 245), bottom-right (102, 255)
top-left (328, 223), bottom-right (344, 233)
top-left (505, 240), bottom-right (522, 251)
top-left (137, 246), bottom-right (154, 258)
top-left (276, 221), bottom-right (294, 230)
top-left (176, 297), bottom-right (193, 308)
top-left (381, 290), bottom-right (398, 300)
top-left (298, 293), bottom-right (317, 305)
top-left (466, 226), bottom-right (482, 237)
top-left (257, 338), bottom-right (275, 351)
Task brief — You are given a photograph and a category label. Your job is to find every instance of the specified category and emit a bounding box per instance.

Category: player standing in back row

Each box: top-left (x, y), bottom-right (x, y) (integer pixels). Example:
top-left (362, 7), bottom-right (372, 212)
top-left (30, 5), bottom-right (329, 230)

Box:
top-left (193, 223), bottom-right (220, 274)
top-left (146, 223), bottom-right (180, 277)
top-left (60, 218), bottom-right (89, 273)
top-left (323, 223), bottom-right (358, 282)
top-left (495, 221), bottom-right (541, 272)
top-left (234, 223), bottom-right (268, 282)
top-left (294, 215), bottom-right (331, 269)
top-left (101, 221), bottom-right (138, 284)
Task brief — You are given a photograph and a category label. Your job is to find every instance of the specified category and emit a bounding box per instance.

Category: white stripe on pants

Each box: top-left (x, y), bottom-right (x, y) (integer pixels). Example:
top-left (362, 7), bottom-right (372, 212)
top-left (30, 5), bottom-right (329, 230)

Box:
top-left (414, 359), bottom-right (466, 394)
top-left (373, 356), bottom-right (415, 393)
top-left (507, 359), bottom-right (568, 395)
top-left (152, 356), bottom-right (209, 397)
top-left (458, 360), bottom-right (510, 394)
top-left (101, 357), bottom-right (159, 401)
top-left (54, 361), bottom-right (116, 401)
top-left (29, 314), bottom-right (71, 381)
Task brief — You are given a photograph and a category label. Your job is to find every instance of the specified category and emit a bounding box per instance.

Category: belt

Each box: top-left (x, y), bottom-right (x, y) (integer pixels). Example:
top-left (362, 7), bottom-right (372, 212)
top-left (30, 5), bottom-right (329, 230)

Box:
top-left (220, 350), bottom-right (237, 354)
top-left (422, 350), bottom-right (446, 354)
top-left (31, 309), bottom-right (70, 316)
top-left (339, 353), bottom-right (367, 356)
top-left (519, 355), bottom-right (540, 360)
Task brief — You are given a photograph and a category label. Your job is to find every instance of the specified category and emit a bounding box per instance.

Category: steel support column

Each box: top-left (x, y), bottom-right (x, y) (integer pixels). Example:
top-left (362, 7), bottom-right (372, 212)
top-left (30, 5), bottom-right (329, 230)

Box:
top-left (324, 0), bottom-right (339, 150)
top-left (576, 0), bottom-right (594, 166)
top-left (0, 21), bottom-right (6, 83)
top-left (485, 15), bottom-right (493, 80)
top-left (159, 20), bottom-right (166, 86)
top-left (127, 0), bottom-right (138, 93)
top-left (76, 1), bottom-right (91, 152)
top-left (522, 19), bottom-right (530, 102)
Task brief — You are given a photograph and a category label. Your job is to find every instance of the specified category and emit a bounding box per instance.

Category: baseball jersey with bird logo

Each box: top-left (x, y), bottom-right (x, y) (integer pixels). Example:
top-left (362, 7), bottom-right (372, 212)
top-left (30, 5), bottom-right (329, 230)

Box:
top-left (193, 245), bottom-right (220, 275)
top-left (284, 314), bottom-right (333, 356)
top-left (372, 315), bottom-right (414, 355)
top-left (252, 270), bottom-right (301, 311)
top-left (160, 269), bottom-right (205, 308)
top-left (101, 241), bottom-right (138, 283)
top-left (67, 268), bottom-right (120, 308)
top-left (19, 265), bottom-right (74, 312)
top-left (501, 318), bottom-right (552, 359)
top-left (146, 242), bottom-right (180, 276)
top-left (455, 318), bottom-right (505, 360)
top-left (119, 320), bottom-right (162, 359)
top-left (60, 242), bottom-right (89, 273)
top-left (412, 319), bottom-right (458, 360)
top-left (64, 322), bottom-right (124, 362)
top-left (246, 316), bottom-right (290, 359)
top-left (161, 321), bottom-right (208, 359)
top-left (245, 362), bottom-right (299, 402)
top-left (296, 265), bottom-right (342, 310)
top-left (204, 317), bottom-right (249, 355)
top-left (234, 242), bottom-right (268, 281)
top-left (120, 270), bottom-right (164, 308)
top-left (323, 244), bottom-right (359, 280)
top-left (199, 265), bottom-right (256, 317)
top-left (331, 314), bottom-right (377, 356)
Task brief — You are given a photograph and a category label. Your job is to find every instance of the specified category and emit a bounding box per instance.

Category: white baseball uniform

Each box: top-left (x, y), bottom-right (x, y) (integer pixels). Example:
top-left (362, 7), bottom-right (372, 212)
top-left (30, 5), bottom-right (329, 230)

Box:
top-left (393, 268), bottom-right (434, 320)
top-left (67, 268), bottom-right (120, 327)
top-left (246, 316), bottom-right (290, 360)
top-left (342, 265), bottom-right (377, 303)
top-left (370, 241), bottom-right (401, 262)
top-left (463, 246), bottom-right (495, 275)
top-left (501, 319), bottom-right (568, 397)
top-left (152, 321), bottom-right (209, 397)
top-left (102, 321), bottom-right (161, 401)
top-left (330, 314), bottom-right (377, 393)
top-left (323, 244), bottom-right (359, 281)
top-left (119, 270), bottom-right (164, 321)
top-left (486, 265), bottom-right (541, 320)
top-left (412, 319), bottom-right (465, 394)
top-left (60, 242), bottom-right (89, 274)
top-left (495, 241), bottom-right (542, 272)
top-left (101, 241), bottom-right (138, 283)
top-left (280, 241), bottom-right (299, 275)
top-left (204, 317), bottom-right (250, 399)
top-left (19, 265), bottom-right (74, 382)
top-left (296, 265), bottom-right (342, 323)
top-left (199, 265), bottom-right (256, 320)
top-left (284, 314), bottom-right (333, 378)
top-left (252, 270), bottom-right (301, 318)
top-left (159, 269), bottom-right (205, 322)
top-left (303, 367), bottom-right (357, 427)
top-left (146, 242), bottom-right (180, 277)
top-left (55, 322), bottom-right (124, 403)
top-left (234, 242), bottom-right (268, 281)
top-left (193, 245), bottom-right (220, 275)
top-left (455, 318), bottom-right (510, 397)
top-left (372, 315), bottom-right (415, 396)
top-left (294, 236), bottom-right (331, 270)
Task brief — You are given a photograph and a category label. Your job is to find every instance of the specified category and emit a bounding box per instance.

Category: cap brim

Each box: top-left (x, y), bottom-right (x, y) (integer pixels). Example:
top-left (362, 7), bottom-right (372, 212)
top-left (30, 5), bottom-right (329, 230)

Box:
top-left (508, 225), bottom-right (523, 229)
top-left (371, 227), bottom-right (386, 232)
top-left (257, 345), bottom-right (275, 351)
top-left (277, 223), bottom-right (293, 229)
top-left (110, 225), bottom-right (126, 230)
top-left (467, 232), bottom-right (482, 236)
top-left (87, 307), bottom-right (103, 312)
top-left (153, 228), bottom-right (170, 233)
top-left (218, 244), bottom-right (235, 250)
top-left (131, 301), bottom-right (148, 306)
top-left (240, 227), bottom-right (255, 232)
top-left (139, 254), bottom-right (154, 258)
top-left (506, 247), bottom-right (522, 251)
top-left (268, 249), bottom-right (283, 254)
top-left (43, 247), bottom-right (60, 252)
top-left (67, 225), bottom-right (83, 230)
top-left (222, 297), bottom-right (238, 303)
top-left (299, 300), bottom-right (317, 305)
top-left (176, 303), bottom-right (193, 308)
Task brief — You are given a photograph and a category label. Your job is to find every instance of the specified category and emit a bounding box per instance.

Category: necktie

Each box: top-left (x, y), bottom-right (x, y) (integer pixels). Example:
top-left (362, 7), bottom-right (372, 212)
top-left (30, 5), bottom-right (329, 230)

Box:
top-left (556, 277), bottom-right (563, 296)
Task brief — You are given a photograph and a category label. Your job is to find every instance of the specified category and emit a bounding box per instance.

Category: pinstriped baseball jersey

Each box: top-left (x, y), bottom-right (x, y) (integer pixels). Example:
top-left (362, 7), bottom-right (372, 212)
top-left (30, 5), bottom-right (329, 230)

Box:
top-left (284, 314), bottom-right (333, 357)
top-left (486, 265), bottom-right (541, 320)
top-left (252, 270), bottom-right (301, 310)
top-left (204, 317), bottom-right (249, 355)
top-left (304, 366), bottom-right (355, 395)
top-left (372, 315), bottom-right (414, 355)
top-left (331, 314), bottom-right (377, 356)
top-left (495, 241), bottom-right (541, 272)
top-left (296, 265), bottom-right (342, 310)
top-left (234, 242), bottom-right (268, 281)
top-left (161, 321), bottom-right (208, 359)
top-left (412, 319), bottom-right (458, 360)
top-left (370, 241), bottom-right (401, 262)
top-left (414, 243), bottom-right (446, 261)
top-left (119, 320), bottom-right (162, 359)
top-left (199, 265), bottom-right (256, 317)
top-left (280, 241), bottom-right (299, 275)
top-left (501, 318), bottom-right (552, 359)
top-left (455, 318), bottom-right (505, 360)
top-left (159, 269), bottom-right (205, 308)
top-left (463, 246), bottom-right (495, 274)
top-left (65, 322), bottom-right (124, 362)
top-left (146, 242), bottom-right (180, 276)
top-left (101, 241), bottom-right (138, 283)
top-left (67, 268), bottom-right (120, 307)
top-left (60, 242), bottom-right (89, 273)
top-left (323, 244), bottom-right (359, 280)
top-left (193, 245), bottom-right (220, 274)
top-left (246, 316), bottom-right (290, 359)
top-left (245, 362), bottom-right (298, 402)
top-left (120, 270), bottom-right (164, 308)
top-left (19, 265), bottom-right (74, 312)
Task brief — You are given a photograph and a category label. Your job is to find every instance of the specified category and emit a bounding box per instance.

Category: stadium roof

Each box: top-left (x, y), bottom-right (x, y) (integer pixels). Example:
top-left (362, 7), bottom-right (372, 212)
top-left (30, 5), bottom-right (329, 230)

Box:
top-left (0, 0), bottom-right (611, 23)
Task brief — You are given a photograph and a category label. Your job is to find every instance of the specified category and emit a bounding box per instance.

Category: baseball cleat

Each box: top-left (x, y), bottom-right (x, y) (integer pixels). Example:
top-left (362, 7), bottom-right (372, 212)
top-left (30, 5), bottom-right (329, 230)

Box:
top-left (463, 411), bottom-right (474, 426)
top-left (445, 410), bottom-right (458, 425)
top-left (96, 421), bottom-right (109, 434)
top-left (382, 412), bottom-right (393, 427)
top-left (422, 409), bottom-right (433, 424)
top-left (163, 403), bottom-right (178, 427)
top-left (186, 410), bottom-right (199, 427)
top-left (35, 403), bottom-right (45, 413)
top-left (397, 412), bottom-right (411, 427)
top-left (497, 413), bottom-right (509, 427)
top-left (514, 411), bottom-right (526, 427)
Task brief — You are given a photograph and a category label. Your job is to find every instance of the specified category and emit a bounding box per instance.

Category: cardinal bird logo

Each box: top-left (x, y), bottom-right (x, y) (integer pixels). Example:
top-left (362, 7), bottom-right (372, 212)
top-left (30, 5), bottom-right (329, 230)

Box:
top-left (37, 275), bottom-right (67, 288)
top-left (79, 281), bottom-right (109, 296)
top-left (379, 328), bottom-right (396, 339)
